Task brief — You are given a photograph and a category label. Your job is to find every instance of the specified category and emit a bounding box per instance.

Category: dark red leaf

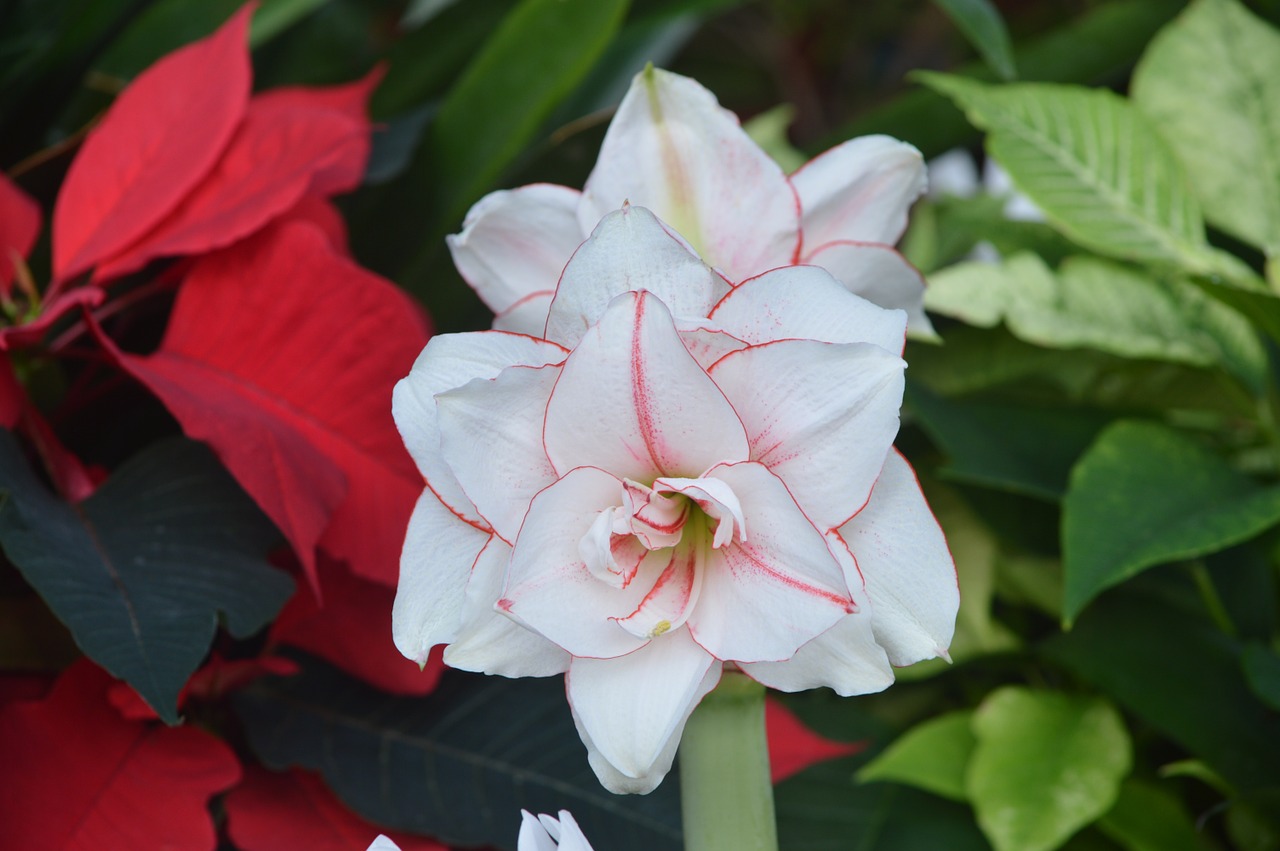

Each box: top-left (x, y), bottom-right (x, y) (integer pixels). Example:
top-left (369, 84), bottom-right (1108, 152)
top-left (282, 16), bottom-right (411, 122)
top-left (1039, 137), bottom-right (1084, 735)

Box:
top-left (0, 660), bottom-right (240, 850)
top-left (52, 4), bottom-right (253, 281)
top-left (766, 698), bottom-right (866, 784)
top-left (225, 767), bottom-right (448, 851)
top-left (0, 172), bottom-right (40, 296)
top-left (272, 555), bottom-right (444, 696)
top-left (274, 195), bottom-right (349, 255)
top-left (95, 221), bottom-right (429, 591)
top-left (0, 354), bottom-right (24, 428)
top-left (0, 287), bottom-right (105, 352)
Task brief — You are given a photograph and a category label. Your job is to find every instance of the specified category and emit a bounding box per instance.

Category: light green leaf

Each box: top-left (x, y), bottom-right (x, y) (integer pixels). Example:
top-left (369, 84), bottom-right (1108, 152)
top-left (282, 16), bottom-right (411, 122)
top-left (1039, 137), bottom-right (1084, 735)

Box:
top-left (918, 73), bottom-right (1211, 270)
top-left (1132, 0), bottom-right (1280, 256)
top-left (1062, 421), bottom-right (1280, 623)
top-left (858, 711), bottom-right (976, 801)
top-left (1098, 779), bottom-right (1212, 851)
top-left (743, 104), bottom-right (806, 173)
top-left (925, 253), bottom-right (1267, 393)
top-left (967, 688), bottom-right (1132, 851)
top-left (932, 0), bottom-right (1017, 80)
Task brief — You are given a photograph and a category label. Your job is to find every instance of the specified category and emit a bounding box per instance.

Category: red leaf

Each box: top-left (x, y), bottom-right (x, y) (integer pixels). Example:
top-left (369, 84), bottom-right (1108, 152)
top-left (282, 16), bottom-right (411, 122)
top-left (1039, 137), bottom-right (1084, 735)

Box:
top-left (278, 195), bottom-right (350, 255)
top-left (0, 660), bottom-right (240, 850)
top-left (95, 221), bottom-right (429, 590)
top-left (52, 4), bottom-right (253, 281)
top-left (108, 654), bottom-right (300, 722)
top-left (273, 555), bottom-right (443, 695)
top-left (0, 172), bottom-right (40, 296)
top-left (766, 698), bottom-right (866, 784)
top-left (93, 72), bottom-right (379, 282)
top-left (226, 767), bottom-right (447, 851)
top-left (0, 353), bottom-right (24, 428)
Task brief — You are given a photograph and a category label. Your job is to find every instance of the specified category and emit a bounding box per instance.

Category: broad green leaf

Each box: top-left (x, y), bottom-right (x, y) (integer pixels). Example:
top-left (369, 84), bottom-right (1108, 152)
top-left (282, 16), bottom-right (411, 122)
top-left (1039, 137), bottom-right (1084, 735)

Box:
top-left (1062, 420), bottom-right (1280, 623)
top-left (235, 656), bottom-right (681, 851)
top-left (967, 688), bottom-right (1132, 851)
top-left (932, 0), bottom-right (1017, 80)
top-left (1242, 644), bottom-right (1280, 712)
top-left (918, 73), bottom-right (1212, 270)
top-left (857, 711), bottom-right (976, 801)
top-left (1132, 0), bottom-right (1280, 256)
top-left (1187, 274), bottom-right (1280, 346)
top-left (0, 435), bottom-right (292, 723)
top-left (926, 253), bottom-right (1266, 393)
top-left (1098, 779), bottom-right (1211, 851)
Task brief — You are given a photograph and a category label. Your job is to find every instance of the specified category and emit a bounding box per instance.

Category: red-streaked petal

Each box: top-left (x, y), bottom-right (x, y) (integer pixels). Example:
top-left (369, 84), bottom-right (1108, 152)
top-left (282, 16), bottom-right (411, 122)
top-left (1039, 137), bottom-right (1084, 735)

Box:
top-left (613, 542), bottom-right (703, 640)
top-left (579, 67), bottom-right (799, 282)
top-left (544, 205), bottom-right (728, 348)
top-left (494, 290), bottom-right (555, 336)
top-left (687, 461), bottom-right (852, 663)
top-left (791, 135), bottom-right (926, 250)
top-left (543, 291), bottom-right (748, 481)
top-left (676, 320), bottom-right (748, 371)
top-left (709, 338), bottom-right (905, 530)
top-left (741, 612), bottom-right (893, 696)
top-left (804, 240), bottom-right (935, 338)
top-left (837, 450), bottom-right (958, 666)
top-left (653, 475), bottom-right (745, 548)
top-left (566, 630), bottom-right (719, 794)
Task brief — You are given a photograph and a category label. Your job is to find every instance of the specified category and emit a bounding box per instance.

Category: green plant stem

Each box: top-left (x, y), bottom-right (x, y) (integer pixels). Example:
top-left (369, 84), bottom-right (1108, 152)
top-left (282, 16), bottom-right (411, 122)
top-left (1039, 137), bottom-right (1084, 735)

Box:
top-left (678, 671), bottom-right (777, 851)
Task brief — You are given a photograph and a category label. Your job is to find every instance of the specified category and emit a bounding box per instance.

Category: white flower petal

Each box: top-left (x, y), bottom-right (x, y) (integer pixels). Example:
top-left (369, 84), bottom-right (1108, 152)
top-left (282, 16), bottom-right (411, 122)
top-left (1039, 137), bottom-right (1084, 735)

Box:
top-left (709, 265), bottom-right (907, 354)
top-left (709, 338), bottom-right (905, 530)
top-left (687, 461), bottom-right (853, 663)
top-left (392, 489), bottom-right (492, 664)
top-left (676, 320), bottom-right (748, 371)
top-left (444, 537), bottom-right (570, 677)
top-left (436, 363), bottom-right (560, 543)
top-left (839, 450), bottom-right (958, 666)
top-left (567, 629), bottom-right (719, 793)
top-left (579, 67), bottom-right (799, 281)
top-left (447, 184), bottom-right (584, 319)
top-left (494, 290), bottom-right (556, 336)
top-left (544, 205), bottom-right (729, 349)
top-left (804, 240), bottom-right (935, 338)
top-left (547, 811), bottom-right (594, 851)
top-left (792, 135), bottom-right (926, 248)
top-left (613, 543), bottom-right (703, 640)
top-left (519, 812), bottom-right (560, 851)
top-left (367, 835), bottom-right (402, 851)
top-left (543, 291), bottom-right (749, 481)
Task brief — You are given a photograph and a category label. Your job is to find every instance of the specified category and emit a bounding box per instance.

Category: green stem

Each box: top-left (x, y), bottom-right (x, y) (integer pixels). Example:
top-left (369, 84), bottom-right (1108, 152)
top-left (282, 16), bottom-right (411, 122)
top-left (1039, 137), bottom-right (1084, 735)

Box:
top-left (679, 671), bottom-right (778, 851)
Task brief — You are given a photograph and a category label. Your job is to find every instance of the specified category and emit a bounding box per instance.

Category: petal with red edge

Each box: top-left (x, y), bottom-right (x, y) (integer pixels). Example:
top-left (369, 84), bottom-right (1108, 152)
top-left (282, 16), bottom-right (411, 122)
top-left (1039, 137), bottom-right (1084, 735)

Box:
top-left (710, 265), bottom-right (907, 353)
top-left (0, 173), bottom-right (39, 296)
top-left (709, 338), bottom-right (905, 530)
top-left (447, 184), bottom-right (584, 322)
top-left (544, 205), bottom-right (728, 348)
top-left (436, 363), bottom-right (559, 544)
top-left (804, 240), bottom-right (935, 338)
top-left (676, 320), bottom-right (747, 371)
top-left (444, 537), bottom-right (571, 677)
top-left (791, 135), bottom-right (926, 250)
top-left (687, 461), bottom-right (852, 663)
top-left (613, 542), bottom-right (703, 640)
top-left (494, 290), bottom-right (555, 335)
top-left (838, 450), bottom-right (958, 666)
top-left (543, 291), bottom-right (748, 481)
top-left (579, 67), bottom-right (798, 282)
top-left (566, 629), bottom-right (718, 793)
top-left (392, 489), bottom-right (491, 665)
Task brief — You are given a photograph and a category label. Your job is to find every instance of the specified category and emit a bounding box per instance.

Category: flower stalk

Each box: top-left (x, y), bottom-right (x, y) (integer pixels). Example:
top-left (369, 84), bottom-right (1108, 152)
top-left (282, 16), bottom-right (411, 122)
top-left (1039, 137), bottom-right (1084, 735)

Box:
top-left (678, 671), bottom-right (778, 851)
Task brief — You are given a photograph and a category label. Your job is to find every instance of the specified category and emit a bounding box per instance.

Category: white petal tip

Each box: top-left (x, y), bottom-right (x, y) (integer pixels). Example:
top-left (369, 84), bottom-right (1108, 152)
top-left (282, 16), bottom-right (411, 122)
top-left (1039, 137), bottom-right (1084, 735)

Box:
top-left (936, 646), bottom-right (953, 664)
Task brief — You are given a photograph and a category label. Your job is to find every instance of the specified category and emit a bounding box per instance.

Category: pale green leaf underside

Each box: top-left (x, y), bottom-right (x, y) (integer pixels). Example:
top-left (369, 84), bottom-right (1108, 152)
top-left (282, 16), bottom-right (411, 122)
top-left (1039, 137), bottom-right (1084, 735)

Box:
top-left (931, 0), bottom-right (1017, 80)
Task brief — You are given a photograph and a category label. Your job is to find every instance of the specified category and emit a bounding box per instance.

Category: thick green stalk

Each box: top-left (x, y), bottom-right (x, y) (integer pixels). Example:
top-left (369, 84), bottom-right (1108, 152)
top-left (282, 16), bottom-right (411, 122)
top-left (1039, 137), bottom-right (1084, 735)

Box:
top-left (678, 671), bottom-right (778, 851)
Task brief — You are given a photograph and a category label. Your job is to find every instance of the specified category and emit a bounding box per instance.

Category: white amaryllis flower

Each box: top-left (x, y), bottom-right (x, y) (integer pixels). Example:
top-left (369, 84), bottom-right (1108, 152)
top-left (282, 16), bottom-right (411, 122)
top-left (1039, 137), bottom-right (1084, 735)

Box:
top-left (519, 810), bottom-right (595, 851)
top-left (393, 207), bottom-right (956, 794)
top-left (447, 66), bottom-right (933, 338)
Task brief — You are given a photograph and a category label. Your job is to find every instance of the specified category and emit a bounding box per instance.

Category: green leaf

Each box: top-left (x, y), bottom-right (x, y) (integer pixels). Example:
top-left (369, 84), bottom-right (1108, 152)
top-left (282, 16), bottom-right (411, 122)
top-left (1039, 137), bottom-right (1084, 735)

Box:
top-left (857, 711), bottom-right (976, 801)
top-left (0, 435), bottom-right (292, 723)
top-left (932, 0), bottom-right (1017, 80)
top-left (1242, 644), bottom-right (1280, 712)
top-left (917, 73), bottom-right (1212, 270)
top-left (926, 253), bottom-right (1266, 393)
top-left (744, 104), bottom-right (806, 173)
top-left (1132, 0), bottom-right (1280, 256)
top-left (234, 656), bottom-right (681, 850)
top-left (967, 688), bottom-right (1132, 851)
top-left (1062, 420), bottom-right (1280, 623)
top-left (1098, 779), bottom-right (1214, 851)
top-left (1187, 274), bottom-right (1280, 346)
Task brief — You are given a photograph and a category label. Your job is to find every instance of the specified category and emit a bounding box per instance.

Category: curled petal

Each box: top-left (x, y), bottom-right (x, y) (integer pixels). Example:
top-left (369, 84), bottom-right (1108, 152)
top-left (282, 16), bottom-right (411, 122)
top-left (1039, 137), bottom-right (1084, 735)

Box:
top-left (613, 543), bottom-right (704, 640)
top-left (838, 450), bottom-right (958, 666)
top-left (653, 475), bottom-right (746, 549)
top-left (578, 507), bottom-right (648, 588)
top-left (621, 479), bottom-right (688, 550)
top-left (543, 291), bottom-right (748, 482)
top-left (791, 135), bottom-right (926, 249)
top-left (567, 630), bottom-right (719, 793)
top-left (709, 338), bottom-right (905, 530)
top-left (447, 184), bottom-right (584, 321)
top-left (392, 489), bottom-right (491, 664)
top-left (804, 241), bottom-right (935, 338)
top-left (709, 265), bottom-right (907, 354)
top-left (579, 67), bottom-right (799, 281)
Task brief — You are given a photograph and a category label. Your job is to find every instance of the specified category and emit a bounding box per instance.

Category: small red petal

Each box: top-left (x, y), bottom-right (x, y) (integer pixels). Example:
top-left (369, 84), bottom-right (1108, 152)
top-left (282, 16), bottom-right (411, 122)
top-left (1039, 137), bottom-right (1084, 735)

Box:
top-left (0, 172), bottom-right (40, 297)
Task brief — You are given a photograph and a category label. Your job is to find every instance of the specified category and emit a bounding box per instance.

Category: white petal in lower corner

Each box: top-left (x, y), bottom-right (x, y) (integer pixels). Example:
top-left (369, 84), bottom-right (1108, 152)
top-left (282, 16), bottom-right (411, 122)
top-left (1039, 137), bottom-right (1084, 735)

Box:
top-left (446, 184), bottom-right (585, 318)
top-left (790, 135), bottom-right (926, 248)
top-left (739, 611), bottom-right (894, 696)
top-left (444, 537), bottom-right (570, 677)
top-left (838, 450), bottom-right (959, 666)
top-left (392, 488), bottom-right (492, 665)
top-left (804, 240), bottom-right (936, 339)
top-left (567, 630), bottom-right (720, 794)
